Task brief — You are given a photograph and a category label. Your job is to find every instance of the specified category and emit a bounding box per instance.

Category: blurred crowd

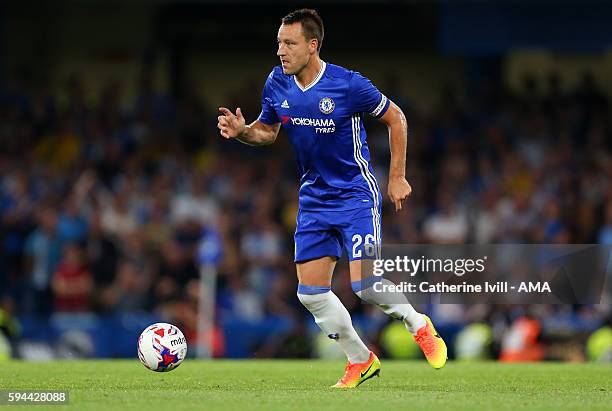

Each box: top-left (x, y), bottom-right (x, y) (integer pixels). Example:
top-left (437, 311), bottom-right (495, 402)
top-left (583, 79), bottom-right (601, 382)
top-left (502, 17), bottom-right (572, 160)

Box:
top-left (0, 66), bottom-right (611, 361)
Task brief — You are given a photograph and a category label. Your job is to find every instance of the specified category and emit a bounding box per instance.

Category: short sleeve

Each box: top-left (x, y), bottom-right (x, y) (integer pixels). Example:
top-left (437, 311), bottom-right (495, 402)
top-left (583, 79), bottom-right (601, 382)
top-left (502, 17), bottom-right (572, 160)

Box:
top-left (348, 72), bottom-right (390, 118)
top-left (257, 71), bottom-right (280, 125)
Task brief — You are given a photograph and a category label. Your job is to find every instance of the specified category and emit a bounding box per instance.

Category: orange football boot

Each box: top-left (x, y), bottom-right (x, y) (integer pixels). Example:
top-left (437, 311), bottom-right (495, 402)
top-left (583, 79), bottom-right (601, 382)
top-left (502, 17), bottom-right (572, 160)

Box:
top-left (413, 315), bottom-right (447, 369)
top-left (331, 351), bottom-right (381, 388)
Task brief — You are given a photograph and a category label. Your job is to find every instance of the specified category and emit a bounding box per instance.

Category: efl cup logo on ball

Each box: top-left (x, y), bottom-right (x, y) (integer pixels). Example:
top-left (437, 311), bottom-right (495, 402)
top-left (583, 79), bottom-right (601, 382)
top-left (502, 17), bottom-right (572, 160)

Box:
top-left (138, 323), bottom-right (187, 372)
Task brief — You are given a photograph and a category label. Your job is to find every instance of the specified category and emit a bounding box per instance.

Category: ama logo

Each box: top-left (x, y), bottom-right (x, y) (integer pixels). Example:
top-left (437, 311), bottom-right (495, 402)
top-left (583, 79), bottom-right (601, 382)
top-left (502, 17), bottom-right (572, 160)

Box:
top-left (281, 115), bottom-right (291, 125)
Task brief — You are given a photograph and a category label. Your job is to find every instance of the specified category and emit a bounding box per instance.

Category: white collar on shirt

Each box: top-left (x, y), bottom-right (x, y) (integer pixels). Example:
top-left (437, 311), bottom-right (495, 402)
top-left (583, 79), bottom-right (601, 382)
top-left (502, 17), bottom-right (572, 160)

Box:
top-left (294, 61), bottom-right (326, 92)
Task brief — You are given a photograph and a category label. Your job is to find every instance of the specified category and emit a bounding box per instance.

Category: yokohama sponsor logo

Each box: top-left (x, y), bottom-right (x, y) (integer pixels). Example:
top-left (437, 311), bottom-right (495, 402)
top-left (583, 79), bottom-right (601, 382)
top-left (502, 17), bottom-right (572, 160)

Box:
top-left (290, 117), bottom-right (336, 127)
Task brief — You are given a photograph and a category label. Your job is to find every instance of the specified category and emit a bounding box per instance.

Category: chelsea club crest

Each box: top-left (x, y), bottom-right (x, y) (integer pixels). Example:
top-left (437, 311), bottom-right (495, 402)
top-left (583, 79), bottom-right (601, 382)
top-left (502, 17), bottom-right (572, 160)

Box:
top-left (319, 97), bottom-right (335, 114)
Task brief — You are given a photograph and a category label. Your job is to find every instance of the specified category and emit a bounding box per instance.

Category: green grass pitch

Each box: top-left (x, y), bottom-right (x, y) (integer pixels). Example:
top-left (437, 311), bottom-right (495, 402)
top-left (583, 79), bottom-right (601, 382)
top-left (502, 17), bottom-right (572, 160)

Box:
top-left (1, 360), bottom-right (611, 410)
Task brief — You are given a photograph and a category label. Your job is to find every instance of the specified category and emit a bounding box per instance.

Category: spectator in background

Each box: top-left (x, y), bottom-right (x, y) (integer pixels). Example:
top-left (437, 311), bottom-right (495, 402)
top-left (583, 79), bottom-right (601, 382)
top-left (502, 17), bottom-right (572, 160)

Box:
top-left (473, 188), bottom-right (501, 244)
top-left (57, 196), bottom-right (89, 245)
top-left (99, 189), bottom-right (137, 239)
top-left (86, 211), bottom-right (119, 290)
top-left (155, 240), bottom-right (199, 297)
top-left (0, 170), bottom-right (35, 290)
top-left (219, 271), bottom-right (264, 322)
top-left (99, 260), bottom-right (150, 312)
top-left (423, 187), bottom-right (468, 244)
top-left (51, 243), bottom-right (93, 312)
top-left (170, 176), bottom-right (218, 226)
top-left (23, 207), bottom-right (61, 314)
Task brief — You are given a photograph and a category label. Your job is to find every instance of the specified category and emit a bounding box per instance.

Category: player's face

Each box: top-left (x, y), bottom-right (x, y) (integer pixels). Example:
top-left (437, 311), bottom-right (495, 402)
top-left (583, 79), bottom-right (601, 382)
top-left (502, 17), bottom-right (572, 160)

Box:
top-left (277, 23), bottom-right (316, 75)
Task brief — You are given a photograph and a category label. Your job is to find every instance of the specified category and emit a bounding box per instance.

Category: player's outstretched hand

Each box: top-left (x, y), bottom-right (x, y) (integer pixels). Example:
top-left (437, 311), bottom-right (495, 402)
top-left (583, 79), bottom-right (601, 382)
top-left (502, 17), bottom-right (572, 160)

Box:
top-left (388, 176), bottom-right (412, 211)
top-left (218, 107), bottom-right (246, 139)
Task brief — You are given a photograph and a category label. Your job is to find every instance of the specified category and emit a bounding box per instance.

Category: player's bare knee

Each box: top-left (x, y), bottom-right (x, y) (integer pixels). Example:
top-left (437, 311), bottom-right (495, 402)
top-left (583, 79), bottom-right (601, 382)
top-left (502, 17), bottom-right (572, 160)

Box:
top-left (296, 257), bottom-right (335, 286)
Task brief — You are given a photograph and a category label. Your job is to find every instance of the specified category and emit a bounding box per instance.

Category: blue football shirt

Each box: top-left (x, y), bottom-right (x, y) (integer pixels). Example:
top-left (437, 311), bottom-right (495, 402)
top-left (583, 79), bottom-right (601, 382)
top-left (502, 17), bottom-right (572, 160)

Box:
top-left (258, 61), bottom-right (390, 211)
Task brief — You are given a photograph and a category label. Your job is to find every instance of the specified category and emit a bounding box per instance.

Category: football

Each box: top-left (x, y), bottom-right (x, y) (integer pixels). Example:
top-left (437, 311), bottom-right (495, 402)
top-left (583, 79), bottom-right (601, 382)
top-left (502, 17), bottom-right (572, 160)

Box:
top-left (137, 323), bottom-right (188, 372)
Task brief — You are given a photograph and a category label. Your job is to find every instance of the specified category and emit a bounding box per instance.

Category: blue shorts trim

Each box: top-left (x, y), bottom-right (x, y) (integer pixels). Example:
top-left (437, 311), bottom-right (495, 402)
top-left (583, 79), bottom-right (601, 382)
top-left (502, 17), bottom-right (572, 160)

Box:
top-left (294, 206), bottom-right (382, 263)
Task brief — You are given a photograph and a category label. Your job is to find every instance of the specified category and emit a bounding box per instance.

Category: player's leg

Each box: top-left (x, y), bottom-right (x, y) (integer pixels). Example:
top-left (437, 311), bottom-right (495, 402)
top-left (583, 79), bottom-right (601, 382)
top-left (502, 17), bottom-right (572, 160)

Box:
top-left (296, 256), bottom-right (370, 364)
top-left (294, 209), bottom-right (379, 387)
top-left (340, 206), bottom-right (424, 330)
top-left (349, 259), bottom-right (447, 368)
top-left (296, 257), bottom-right (380, 388)
top-left (348, 259), bottom-right (425, 332)
top-left (343, 206), bottom-right (447, 369)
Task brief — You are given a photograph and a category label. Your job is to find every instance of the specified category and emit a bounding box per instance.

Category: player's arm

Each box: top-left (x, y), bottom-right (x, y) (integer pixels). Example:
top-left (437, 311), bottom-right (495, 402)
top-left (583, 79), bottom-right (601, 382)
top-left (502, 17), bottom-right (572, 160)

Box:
top-left (348, 72), bottom-right (412, 211)
top-left (218, 107), bottom-right (280, 146)
top-left (378, 101), bottom-right (412, 211)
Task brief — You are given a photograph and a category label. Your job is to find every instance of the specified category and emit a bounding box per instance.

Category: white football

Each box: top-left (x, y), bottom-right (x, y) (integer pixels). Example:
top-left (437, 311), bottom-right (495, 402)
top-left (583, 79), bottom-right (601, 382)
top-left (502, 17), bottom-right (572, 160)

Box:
top-left (138, 323), bottom-right (188, 372)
